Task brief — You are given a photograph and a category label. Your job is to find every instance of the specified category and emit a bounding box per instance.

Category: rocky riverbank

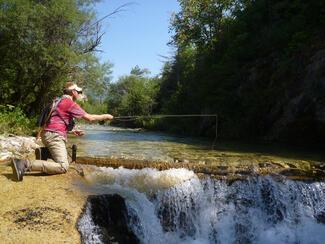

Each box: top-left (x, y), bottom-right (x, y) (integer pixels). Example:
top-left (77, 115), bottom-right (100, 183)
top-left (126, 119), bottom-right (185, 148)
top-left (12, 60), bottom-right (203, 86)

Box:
top-left (0, 135), bottom-right (86, 243)
top-left (0, 135), bottom-right (39, 163)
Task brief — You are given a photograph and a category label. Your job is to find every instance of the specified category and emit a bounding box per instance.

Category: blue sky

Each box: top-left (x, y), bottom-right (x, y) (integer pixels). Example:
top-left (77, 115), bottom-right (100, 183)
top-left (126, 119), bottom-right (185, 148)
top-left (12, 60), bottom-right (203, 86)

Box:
top-left (94, 0), bottom-right (180, 81)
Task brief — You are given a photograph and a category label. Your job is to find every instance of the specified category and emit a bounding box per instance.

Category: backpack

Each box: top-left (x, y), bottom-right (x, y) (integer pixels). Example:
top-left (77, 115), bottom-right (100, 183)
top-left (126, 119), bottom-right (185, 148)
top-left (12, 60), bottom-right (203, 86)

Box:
top-left (36, 97), bottom-right (62, 128)
top-left (36, 97), bottom-right (76, 134)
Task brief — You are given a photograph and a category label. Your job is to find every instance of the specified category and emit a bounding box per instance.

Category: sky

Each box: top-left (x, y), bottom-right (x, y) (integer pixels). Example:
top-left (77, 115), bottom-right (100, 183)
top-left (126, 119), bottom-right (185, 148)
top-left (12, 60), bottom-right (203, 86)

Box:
top-left (94, 0), bottom-right (180, 81)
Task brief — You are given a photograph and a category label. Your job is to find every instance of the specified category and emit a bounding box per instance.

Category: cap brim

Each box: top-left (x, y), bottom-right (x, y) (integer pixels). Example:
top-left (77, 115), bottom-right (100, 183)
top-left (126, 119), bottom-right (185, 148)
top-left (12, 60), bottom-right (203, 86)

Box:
top-left (68, 84), bottom-right (83, 91)
top-left (75, 86), bottom-right (82, 92)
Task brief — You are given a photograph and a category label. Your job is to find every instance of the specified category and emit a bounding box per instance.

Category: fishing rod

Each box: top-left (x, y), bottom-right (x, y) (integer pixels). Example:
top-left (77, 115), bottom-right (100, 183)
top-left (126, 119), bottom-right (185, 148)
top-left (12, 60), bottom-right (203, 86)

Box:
top-left (114, 114), bottom-right (218, 120)
top-left (113, 114), bottom-right (219, 149)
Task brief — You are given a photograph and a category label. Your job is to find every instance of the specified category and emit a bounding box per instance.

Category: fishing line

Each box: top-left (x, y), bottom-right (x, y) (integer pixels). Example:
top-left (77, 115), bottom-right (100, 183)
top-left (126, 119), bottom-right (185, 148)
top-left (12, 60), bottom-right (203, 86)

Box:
top-left (113, 114), bottom-right (218, 149)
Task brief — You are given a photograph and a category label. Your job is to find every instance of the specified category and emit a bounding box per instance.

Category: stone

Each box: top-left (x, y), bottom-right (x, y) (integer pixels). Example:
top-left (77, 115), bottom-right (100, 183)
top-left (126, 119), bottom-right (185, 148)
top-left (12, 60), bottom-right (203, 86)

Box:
top-left (315, 211), bottom-right (325, 224)
top-left (79, 194), bottom-right (140, 244)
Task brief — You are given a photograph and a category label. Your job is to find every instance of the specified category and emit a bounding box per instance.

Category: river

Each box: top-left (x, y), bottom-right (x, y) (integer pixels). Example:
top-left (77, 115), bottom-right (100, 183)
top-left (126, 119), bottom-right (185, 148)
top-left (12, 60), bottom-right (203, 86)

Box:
top-left (71, 125), bottom-right (325, 244)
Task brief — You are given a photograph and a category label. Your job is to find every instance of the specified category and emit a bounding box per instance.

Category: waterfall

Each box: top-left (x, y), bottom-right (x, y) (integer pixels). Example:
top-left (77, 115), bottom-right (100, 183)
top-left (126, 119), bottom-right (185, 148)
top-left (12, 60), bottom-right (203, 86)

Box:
top-left (78, 167), bottom-right (325, 244)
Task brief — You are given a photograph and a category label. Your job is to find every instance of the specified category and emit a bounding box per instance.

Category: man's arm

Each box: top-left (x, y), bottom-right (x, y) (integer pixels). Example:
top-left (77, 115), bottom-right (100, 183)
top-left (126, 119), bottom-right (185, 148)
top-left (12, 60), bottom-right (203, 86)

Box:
top-left (82, 113), bottom-right (114, 122)
top-left (70, 113), bottom-right (113, 137)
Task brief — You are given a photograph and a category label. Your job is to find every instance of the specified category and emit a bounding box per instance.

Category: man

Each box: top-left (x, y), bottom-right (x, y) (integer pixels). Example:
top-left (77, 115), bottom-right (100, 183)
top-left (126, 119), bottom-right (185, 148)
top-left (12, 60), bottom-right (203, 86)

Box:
top-left (11, 81), bottom-right (114, 181)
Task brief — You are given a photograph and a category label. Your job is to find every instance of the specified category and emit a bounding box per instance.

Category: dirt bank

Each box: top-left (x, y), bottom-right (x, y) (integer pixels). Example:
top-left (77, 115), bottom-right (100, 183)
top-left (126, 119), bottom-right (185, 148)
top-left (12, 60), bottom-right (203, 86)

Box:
top-left (0, 135), bottom-right (87, 243)
top-left (0, 163), bottom-right (87, 243)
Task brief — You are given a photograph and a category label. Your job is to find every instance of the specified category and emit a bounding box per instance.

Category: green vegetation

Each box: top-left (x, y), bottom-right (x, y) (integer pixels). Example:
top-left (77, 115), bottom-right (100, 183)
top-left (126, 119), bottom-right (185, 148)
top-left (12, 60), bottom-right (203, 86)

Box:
top-left (80, 99), bottom-right (107, 115)
top-left (107, 0), bottom-right (325, 143)
top-left (0, 105), bottom-right (34, 135)
top-left (107, 66), bottom-right (160, 127)
top-left (153, 0), bottom-right (325, 142)
top-left (1, 0), bottom-right (324, 144)
top-left (0, 0), bottom-right (112, 113)
top-left (0, 0), bottom-right (112, 132)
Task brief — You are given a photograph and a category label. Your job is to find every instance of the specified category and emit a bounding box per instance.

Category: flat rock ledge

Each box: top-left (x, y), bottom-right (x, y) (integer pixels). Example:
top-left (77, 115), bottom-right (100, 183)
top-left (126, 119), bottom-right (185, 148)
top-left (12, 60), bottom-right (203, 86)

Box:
top-left (0, 135), bottom-right (87, 243)
top-left (76, 156), bottom-right (325, 181)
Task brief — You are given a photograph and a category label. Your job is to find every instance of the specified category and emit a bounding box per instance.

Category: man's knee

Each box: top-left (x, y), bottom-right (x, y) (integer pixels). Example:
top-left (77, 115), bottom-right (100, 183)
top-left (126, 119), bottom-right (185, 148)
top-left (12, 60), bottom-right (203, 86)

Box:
top-left (60, 162), bottom-right (69, 173)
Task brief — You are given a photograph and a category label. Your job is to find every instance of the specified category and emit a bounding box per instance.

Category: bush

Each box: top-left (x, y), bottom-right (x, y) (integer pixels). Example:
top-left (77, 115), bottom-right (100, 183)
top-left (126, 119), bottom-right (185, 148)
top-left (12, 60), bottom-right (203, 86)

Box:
top-left (79, 100), bottom-right (107, 115)
top-left (0, 105), bottom-right (34, 135)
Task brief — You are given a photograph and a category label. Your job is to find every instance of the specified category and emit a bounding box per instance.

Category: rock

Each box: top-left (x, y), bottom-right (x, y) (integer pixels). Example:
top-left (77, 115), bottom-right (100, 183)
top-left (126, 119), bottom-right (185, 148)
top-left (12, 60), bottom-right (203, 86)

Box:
top-left (0, 135), bottom-right (40, 161)
top-left (258, 162), bottom-right (279, 168)
top-left (315, 211), bottom-right (325, 224)
top-left (79, 194), bottom-right (140, 244)
top-left (0, 134), bottom-right (86, 242)
top-left (0, 152), bottom-right (12, 162)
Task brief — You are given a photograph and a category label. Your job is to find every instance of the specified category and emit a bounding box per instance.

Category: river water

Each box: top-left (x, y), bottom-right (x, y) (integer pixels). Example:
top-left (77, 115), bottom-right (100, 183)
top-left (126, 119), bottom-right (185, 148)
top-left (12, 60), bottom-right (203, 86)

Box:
top-left (74, 126), bottom-right (325, 244)
top-left (69, 125), bottom-right (220, 163)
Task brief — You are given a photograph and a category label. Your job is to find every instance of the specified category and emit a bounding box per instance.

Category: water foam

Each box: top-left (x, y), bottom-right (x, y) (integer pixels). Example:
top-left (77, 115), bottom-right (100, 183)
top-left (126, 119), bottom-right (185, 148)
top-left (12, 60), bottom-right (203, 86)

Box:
top-left (79, 167), bottom-right (325, 244)
top-left (84, 166), bottom-right (197, 193)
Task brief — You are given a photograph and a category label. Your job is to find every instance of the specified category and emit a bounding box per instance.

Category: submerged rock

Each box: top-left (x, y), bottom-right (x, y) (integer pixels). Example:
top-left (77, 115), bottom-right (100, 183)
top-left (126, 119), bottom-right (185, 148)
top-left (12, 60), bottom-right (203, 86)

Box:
top-left (315, 211), bottom-right (325, 224)
top-left (79, 194), bottom-right (139, 244)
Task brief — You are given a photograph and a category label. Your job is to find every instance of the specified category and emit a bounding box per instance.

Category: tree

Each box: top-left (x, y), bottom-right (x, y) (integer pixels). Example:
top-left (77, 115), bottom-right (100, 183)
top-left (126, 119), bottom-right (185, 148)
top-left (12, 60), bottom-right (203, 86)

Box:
top-left (157, 0), bottom-right (325, 141)
top-left (171, 0), bottom-right (236, 49)
top-left (0, 0), bottom-right (110, 115)
top-left (107, 66), bottom-right (159, 116)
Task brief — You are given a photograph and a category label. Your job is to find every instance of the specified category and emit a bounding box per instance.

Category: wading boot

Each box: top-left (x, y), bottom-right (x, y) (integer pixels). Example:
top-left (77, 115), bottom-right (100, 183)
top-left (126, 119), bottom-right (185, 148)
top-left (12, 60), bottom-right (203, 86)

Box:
top-left (11, 159), bottom-right (29, 181)
top-left (35, 147), bottom-right (51, 160)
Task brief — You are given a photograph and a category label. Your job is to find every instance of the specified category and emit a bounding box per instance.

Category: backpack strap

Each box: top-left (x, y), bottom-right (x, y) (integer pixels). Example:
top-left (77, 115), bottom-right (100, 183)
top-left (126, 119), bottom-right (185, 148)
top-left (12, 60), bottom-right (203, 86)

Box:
top-left (55, 96), bottom-right (76, 131)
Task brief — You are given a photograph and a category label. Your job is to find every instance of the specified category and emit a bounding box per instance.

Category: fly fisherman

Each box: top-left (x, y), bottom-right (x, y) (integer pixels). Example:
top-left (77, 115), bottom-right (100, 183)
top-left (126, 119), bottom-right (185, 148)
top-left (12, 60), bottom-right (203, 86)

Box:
top-left (11, 81), bottom-right (114, 181)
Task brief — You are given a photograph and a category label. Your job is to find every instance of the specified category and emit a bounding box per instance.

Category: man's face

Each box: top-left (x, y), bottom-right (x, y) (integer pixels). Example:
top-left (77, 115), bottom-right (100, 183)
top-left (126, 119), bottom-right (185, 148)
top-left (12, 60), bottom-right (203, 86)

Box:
top-left (72, 89), bottom-right (85, 101)
top-left (71, 90), bottom-right (79, 101)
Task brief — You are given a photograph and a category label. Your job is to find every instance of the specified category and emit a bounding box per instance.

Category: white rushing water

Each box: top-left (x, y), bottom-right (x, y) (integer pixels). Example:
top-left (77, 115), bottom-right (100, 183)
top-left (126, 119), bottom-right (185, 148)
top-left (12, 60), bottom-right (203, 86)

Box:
top-left (78, 167), bottom-right (325, 244)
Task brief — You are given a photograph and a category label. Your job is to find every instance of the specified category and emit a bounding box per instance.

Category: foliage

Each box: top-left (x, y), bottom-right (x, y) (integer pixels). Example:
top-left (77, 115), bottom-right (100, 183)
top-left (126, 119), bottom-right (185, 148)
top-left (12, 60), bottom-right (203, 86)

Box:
top-left (0, 0), bottom-right (108, 116)
top-left (76, 57), bottom-right (113, 103)
top-left (107, 66), bottom-right (159, 117)
top-left (0, 105), bottom-right (34, 135)
top-left (79, 97), bottom-right (107, 115)
top-left (156, 0), bottom-right (325, 140)
top-left (171, 0), bottom-right (237, 49)
top-left (2, 0), bottom-right (325, 142)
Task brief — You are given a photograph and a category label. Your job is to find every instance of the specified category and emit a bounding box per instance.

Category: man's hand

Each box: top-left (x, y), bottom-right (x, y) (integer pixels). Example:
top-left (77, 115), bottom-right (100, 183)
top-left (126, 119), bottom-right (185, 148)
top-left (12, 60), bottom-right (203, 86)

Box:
top-left (104, 114), bottom-right (114, 120)
top-left (72, 130), bottom-right (85, 136)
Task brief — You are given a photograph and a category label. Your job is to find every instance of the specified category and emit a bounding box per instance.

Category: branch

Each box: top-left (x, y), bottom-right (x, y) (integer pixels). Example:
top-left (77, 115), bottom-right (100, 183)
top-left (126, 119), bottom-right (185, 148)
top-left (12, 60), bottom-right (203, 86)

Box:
top-left (82, 30), bottom-right (105, 53)
top-left (78, 2), bottom-right (136, 34)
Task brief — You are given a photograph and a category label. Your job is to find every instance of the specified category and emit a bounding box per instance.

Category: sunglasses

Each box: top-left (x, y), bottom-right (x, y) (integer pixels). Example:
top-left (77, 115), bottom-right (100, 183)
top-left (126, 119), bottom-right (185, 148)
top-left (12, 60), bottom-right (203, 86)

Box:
top-left (74, 90), bottom-right (83, 94)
